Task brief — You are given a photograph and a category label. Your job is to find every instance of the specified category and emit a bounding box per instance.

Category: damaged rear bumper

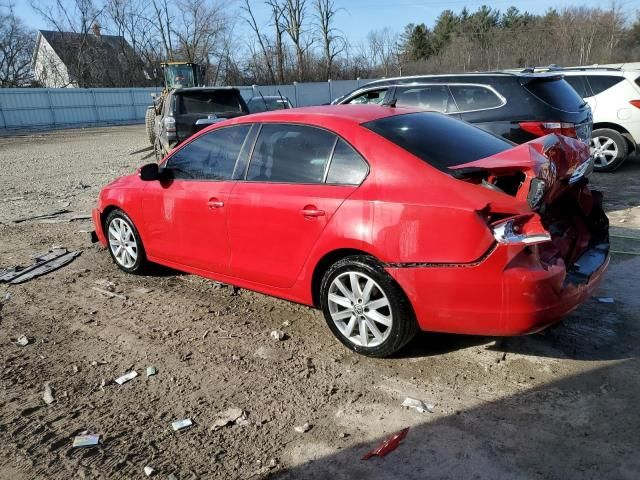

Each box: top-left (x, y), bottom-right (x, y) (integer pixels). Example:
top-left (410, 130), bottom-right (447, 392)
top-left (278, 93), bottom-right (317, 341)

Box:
top-left (386, 241), bottom-right (609, 336)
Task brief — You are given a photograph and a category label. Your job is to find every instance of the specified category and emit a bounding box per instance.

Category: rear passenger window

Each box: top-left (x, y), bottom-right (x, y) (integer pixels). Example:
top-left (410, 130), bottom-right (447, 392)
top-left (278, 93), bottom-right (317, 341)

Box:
top-left (587, 76), bottom-right (624, 95)
top-left (166, 125), bottom-right (251, 180)
top-left (326, 140), bottom-right (368, 185)
top-left (449, 85), bottom-right (503, 111)
top-left (564, 76), bottom-right (591, 98)
top-left (247, 124), bottom-right (336, 183)
top-left (395, 85), bottom-right (457, 113)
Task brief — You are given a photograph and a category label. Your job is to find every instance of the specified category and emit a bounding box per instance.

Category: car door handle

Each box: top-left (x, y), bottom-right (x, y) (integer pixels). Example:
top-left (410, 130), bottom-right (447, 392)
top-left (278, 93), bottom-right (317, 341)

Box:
top-left (208, 198), bottom-right (224, 209)
top-left (300, 207), bottom-right (325, 217)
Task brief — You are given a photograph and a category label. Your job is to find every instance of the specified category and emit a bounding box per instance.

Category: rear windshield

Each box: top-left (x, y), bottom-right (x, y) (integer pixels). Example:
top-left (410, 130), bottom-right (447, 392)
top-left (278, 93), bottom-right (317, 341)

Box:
top-left (524, 78), bottom-right (586, 112)
top-left (177, 91), bottom-right (245, 114)
top-left (248, 98), bottom-right (289, 113)
top-left (363, 112), bottom-right (512, 171)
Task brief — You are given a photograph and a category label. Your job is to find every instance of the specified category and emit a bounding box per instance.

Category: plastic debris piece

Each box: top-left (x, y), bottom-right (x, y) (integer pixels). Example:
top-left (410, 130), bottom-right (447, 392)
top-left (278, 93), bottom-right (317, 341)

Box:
top-left (146, 366), bottom-right (157, 377)
top-left (401, 397), bottom-right (434, 414)
top-left (362, 427), bottom-right (409, 460)
top-left (270, 330), bottom-right (286, 341)
top-left (43, 383), bottom-right (54, 405)
top-left (12, 209), bottom-right (71, 224)
top-left (144, 465), bottom-right (155, 476)
top-left (596, 297), bottom-right (614, 304)
top-left (114, 370), bottom-right (138, 385)
top-left (172, 418), bottom-right (193, 431)
top-left (294, 422), bottom-right (311, 433)
top-left (0, 249), bottom-right (81, 284)
top-left (211, 407), bottom-right (245, 431)
top-left (16, 335), bottom-right (30, 346)
top-left (73, 434), bottom-right (100, 448)
top-left (92, 287), bottom-right (127, 300)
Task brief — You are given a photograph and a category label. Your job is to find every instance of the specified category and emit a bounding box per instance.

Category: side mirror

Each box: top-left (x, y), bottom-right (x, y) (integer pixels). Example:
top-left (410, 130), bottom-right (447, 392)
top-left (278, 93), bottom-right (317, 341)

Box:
top-left (139, 162), bottom-right (160, 181)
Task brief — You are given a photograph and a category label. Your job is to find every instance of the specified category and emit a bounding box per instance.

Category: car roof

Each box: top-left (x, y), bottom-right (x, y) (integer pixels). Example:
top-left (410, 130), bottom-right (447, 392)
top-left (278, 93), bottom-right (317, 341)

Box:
top-left (361, 71), bottom-right (560, 87)
top-left (237, 104), bottom-right (416, 124)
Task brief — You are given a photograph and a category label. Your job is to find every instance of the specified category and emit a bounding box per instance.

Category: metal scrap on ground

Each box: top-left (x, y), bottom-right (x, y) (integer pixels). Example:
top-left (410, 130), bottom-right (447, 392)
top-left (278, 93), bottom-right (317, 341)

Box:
top-left (401, 397), bottom-right (434, 414)
top-left (171, 418), bottom-right (193, 431)
top-left (72, 434), bottom-right (100, 448)
top-left (361, 427), bottom-right (410, 460)
top-left (0, 248), bottom-right (81, 284)
top-left (114, 370), bottom-right (138, 385)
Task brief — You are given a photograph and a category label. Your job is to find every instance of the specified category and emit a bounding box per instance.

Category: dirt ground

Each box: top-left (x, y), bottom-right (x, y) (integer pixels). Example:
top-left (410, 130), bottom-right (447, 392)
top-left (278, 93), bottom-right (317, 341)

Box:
top-left (0, 125), bottom-right (639, 480)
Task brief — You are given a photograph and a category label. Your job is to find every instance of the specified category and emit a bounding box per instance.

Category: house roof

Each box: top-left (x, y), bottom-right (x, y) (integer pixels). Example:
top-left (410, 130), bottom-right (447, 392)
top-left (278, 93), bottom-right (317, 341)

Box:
top-left (35, 29), bottom-right (147, 87)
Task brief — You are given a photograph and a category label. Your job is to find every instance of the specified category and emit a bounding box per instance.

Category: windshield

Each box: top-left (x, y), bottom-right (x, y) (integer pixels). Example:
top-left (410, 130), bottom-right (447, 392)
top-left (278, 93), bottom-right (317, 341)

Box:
top-left (165, 65), bottom-right (195, 89)
top-left (363, 112), bottom-right (512, 171)
top-left (177, 91), bottom-right (244, 114)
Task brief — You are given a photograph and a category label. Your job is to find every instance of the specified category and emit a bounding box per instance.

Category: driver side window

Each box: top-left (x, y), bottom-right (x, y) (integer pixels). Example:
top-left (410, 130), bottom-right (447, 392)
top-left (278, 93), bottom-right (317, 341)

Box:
top-left (165, 125), bottom-right (251, 180)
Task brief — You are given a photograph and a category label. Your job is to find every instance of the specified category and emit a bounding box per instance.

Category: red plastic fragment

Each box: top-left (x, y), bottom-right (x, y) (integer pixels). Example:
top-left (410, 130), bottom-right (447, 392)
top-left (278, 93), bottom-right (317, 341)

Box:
top-left (361, 427), bottom-right (409, 460)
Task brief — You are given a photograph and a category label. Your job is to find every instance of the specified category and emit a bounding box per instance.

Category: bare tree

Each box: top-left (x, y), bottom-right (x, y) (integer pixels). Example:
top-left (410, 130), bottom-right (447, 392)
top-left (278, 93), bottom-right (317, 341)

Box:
top-left (241, 0), bottom-right (276, 84)
top-left (0, 3), bottom-right (34, 87)
top-left (266, 0), bottom-right (286, 84)
top-left (281, 0), bottom-right (308, 80)
top-left (313, 0), bottom-right (344, 79)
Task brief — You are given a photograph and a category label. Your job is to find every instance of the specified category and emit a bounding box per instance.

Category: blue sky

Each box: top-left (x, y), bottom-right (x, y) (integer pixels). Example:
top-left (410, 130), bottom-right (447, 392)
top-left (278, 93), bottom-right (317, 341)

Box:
top-left (12, 0), bottom-right (640, 44)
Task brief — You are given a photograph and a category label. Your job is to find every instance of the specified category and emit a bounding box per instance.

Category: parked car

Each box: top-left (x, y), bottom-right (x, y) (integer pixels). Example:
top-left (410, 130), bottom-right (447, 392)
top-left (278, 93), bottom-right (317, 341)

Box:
top-left (246, 95), bottom-right (293, 113)
top-left (93, 105), bottom-right (609, 357)
top-left (333, 72), bottom-right (593, 146)
top-left (154, 87), bottom-right (249, 159)
top-left (528, 65), bottom-right (640, 171)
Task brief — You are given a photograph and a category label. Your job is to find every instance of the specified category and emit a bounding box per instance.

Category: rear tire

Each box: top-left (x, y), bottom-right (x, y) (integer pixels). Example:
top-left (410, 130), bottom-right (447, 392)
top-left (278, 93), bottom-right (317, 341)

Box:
top-left (145, 107), bottom-right (156, 145)
top-left (319, 255), bottom-right (418, 357)
top-left (591, 128), bottom-right (627, 172)
top-left (104, 209), bottom-right (148, 274)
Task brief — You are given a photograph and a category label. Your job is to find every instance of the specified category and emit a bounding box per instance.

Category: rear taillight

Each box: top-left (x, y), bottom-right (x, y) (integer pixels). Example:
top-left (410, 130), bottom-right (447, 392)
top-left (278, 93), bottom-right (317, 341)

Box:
top-left (491, 214), bottom-right (551, 246)
top-left (629, 100), bottom-right (640, 109)
top-left (164, 116), bottom-right (176, 132)
top-left (519, 121), bottom-right (577, 138)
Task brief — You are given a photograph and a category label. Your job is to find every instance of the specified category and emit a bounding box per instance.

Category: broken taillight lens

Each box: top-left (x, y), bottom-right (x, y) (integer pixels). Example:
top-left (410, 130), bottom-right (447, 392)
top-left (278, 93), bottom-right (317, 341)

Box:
top-left (491, 214), bottom-right (551, 246)
top-left (519, 121), bottom-right (577, 139)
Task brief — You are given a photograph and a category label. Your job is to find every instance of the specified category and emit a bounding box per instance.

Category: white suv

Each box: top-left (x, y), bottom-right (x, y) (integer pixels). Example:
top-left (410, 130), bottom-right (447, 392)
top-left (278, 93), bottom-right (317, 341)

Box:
top-left (556, 65), bottom-right (640, 171)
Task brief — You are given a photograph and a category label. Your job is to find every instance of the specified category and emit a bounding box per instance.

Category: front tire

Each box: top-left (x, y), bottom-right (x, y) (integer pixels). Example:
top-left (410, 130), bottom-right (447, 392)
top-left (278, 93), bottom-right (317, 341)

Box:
top-left (591, 128), bottom-right (627, 172)
top-left (319, 255), bottom-right (418, 357)
top-left (104, 209), bottom-right (148, 274)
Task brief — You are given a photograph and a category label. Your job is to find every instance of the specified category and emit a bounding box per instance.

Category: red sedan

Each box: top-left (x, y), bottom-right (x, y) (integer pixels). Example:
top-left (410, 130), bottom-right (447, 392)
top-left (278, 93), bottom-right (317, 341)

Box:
top-left (93, 105), bottom-right (609, 357)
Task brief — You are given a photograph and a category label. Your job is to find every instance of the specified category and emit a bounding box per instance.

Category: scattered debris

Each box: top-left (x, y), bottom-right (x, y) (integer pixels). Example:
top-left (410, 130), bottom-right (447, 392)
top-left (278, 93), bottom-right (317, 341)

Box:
top-left (596, 297), bottom-right (615, 304)
top-left (134, 287), bottom-right (153, 294)
top-left (114, 370), bottom-right (138, 385)
top-left (172, 418), bottom-right (193, 431)
top-left (294, 422), bottom-right (312, 433)
top-left (42, 383), bottom-right (54, 405)
top-left (72, 434), bottom-right (100, 448)
top-left (339, 432), bottom-right (349, 438)
top-left (362, 427), bottom-right (410, 460)
top-left (12, 209), bottom-right (71, 224)
top-left (144, 465), bottom-right (155, 477)
top-left (16, 335), bottom-right (30, 346)
top-left (270, 330), bottom-right (287, 341)
top-left (282, 320), bottom-right (290, 327)
top-left (69, 214), bottom-right (92, 222)
top-left (92, 287), bottom-right (127, 300)
top-left (94, 279), bottom-right (116, 292)
top-left (146, 366), bottom-right (157, 377)
top-left (72, 365), bottom-right (79, 374)
top-left (401, 397), bottom-right (434, 414)
top-left (0, 249), bottom-right (81, 284)
top-left (211, 407), bottom-right (246, 431)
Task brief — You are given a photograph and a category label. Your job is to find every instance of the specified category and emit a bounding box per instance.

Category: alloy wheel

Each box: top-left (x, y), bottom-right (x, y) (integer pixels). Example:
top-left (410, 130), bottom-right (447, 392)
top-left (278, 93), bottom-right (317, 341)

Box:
top-left (590, 136), bottom-right (619, 168)
top-left (107, 217), bottom-right (138, 269)
top-left (327, 271), bottom-right (393, 348)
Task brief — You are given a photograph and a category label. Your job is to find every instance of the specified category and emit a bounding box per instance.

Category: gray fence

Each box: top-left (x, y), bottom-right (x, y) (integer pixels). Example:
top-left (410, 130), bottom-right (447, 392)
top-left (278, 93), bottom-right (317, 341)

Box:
top-left (0, 79), bottom-right (377, 131)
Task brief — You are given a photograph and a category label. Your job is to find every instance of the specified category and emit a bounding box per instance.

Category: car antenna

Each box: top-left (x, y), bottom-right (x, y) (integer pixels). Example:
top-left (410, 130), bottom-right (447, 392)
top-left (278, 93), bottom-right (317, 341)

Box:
top-left (277, 89), bottom-right (287, 107)
top-left (258, 90), bottom-right (268, 111)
